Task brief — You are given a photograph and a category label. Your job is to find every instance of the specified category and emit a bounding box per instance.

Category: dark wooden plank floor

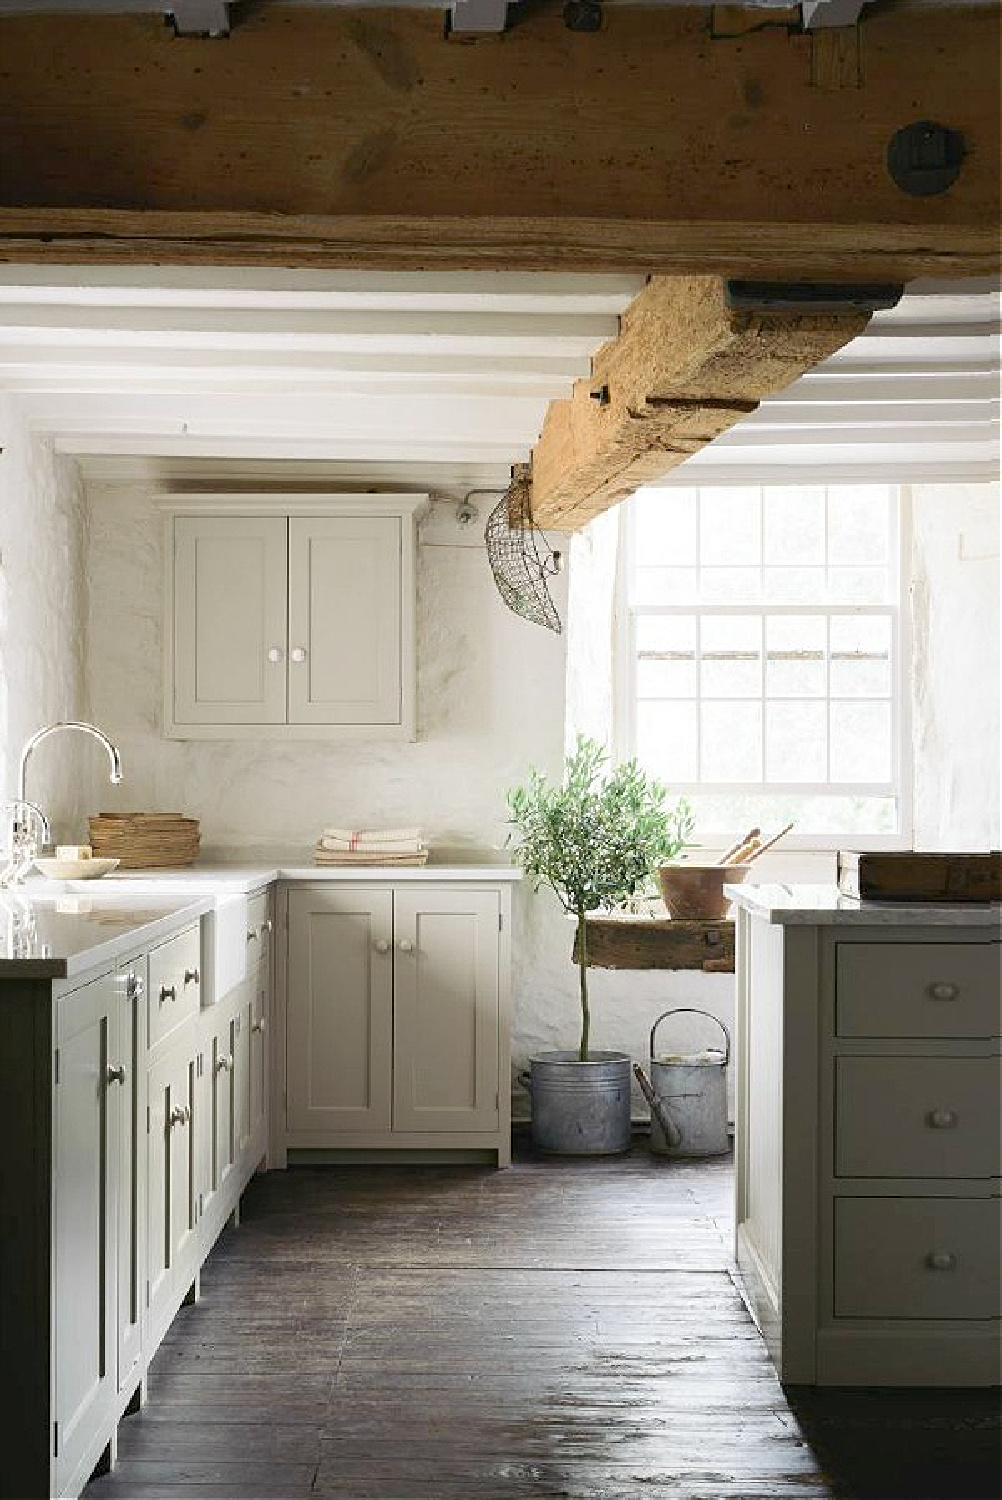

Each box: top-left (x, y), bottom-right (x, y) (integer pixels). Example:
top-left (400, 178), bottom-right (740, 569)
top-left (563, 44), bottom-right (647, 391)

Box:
top-left (85, 1146), bottom-right (1000, 1500)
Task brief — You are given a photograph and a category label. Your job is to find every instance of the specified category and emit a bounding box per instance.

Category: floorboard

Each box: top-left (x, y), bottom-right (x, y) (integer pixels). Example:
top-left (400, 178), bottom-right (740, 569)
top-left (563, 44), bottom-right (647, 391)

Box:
top-left (84, 1145), bottom-right (999, 1500)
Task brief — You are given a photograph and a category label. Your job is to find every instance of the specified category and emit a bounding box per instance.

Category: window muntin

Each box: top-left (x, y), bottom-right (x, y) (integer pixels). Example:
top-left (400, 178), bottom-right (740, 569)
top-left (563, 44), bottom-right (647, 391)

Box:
top-left (621, 484), bottom-right (907, 844)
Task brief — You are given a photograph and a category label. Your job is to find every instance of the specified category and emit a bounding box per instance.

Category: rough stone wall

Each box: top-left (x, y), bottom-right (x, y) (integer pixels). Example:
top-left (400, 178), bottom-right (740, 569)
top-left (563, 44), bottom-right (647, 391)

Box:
top-left (0, 395), bottom-right (88, 840)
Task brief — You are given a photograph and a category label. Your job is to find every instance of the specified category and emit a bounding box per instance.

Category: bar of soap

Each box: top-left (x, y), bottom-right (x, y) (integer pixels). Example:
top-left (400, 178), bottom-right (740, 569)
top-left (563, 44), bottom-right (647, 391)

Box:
top-left (56, 844), bottom-right (92, 860)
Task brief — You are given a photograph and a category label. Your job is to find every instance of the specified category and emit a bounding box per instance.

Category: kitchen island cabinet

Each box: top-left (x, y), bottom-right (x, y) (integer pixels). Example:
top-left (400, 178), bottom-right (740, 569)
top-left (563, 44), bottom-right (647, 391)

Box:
top-left (728, 884), bottom-right (1001, 1387)
top-left (0, 887), bottom-right (273, 1500)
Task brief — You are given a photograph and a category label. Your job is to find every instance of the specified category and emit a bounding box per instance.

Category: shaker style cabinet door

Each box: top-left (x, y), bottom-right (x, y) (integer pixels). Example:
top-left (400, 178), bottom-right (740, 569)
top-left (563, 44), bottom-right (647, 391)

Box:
top-left (115, 955), bottom-right (147, 1397)
top-left (286, 886), bottom-right (393, 1133)
top-left (287, 516), bottom-right (402, 726)
top-left (173, 515), bottom-right (288, 724)
top-left (392, 888), bottom-right (501, 1134)
top-left (53, 972), bottom-right (120, 1495)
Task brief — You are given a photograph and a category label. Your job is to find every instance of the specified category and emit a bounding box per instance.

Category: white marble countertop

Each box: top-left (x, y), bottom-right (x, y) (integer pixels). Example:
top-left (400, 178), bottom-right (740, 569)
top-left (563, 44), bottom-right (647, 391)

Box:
top-left (0, 891), bottom-right (214, 979)
top-left (1, 860), bottom-right (522, 978)
top-left (726, 881), bottom-right (1002, 929)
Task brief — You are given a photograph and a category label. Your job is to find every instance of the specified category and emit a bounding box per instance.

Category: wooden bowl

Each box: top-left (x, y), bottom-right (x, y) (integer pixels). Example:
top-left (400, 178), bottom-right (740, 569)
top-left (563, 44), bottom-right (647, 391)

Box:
top-left (657, 862), bottom-right (751, 921)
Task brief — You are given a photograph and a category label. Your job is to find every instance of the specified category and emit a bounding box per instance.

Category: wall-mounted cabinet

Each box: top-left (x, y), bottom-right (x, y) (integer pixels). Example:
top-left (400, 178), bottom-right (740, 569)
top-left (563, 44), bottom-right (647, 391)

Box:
top-left (161, 494), bottom-right (426, 740)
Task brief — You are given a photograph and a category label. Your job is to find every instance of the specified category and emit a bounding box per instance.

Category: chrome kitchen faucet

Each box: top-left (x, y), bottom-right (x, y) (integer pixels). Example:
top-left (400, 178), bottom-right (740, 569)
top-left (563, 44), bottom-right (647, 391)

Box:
top-left (1, 720), bottom-right (123, 886)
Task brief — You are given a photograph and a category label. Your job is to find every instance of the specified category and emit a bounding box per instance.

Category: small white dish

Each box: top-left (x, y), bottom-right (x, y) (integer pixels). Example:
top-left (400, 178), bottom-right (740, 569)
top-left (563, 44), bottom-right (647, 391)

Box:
top-left (34, 856), bottom-right (121, 881)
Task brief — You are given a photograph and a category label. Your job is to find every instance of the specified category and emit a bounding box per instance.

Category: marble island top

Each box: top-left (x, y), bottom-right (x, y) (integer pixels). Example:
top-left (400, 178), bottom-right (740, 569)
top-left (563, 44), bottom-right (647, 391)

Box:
top-left (726, 881), bottom-right (1002, 929)
top-left (0, 890), bottom-right (215, 978)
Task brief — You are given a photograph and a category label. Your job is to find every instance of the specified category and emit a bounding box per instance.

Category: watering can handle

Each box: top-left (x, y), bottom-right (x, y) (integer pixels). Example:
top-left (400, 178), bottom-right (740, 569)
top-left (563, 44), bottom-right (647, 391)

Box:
top-left (649, 1007), bottom-right (731, 1067)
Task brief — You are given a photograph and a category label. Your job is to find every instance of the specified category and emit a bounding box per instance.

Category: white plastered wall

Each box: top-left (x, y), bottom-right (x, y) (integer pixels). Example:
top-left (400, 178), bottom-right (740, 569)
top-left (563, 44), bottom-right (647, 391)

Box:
top-left (0, 395), bottom-right (88, 836)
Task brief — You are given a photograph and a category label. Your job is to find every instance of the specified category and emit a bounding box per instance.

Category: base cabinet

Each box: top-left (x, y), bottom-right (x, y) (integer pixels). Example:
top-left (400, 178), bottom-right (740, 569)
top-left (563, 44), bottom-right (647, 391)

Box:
top-left (283, 881), bottom-right (511, 1163)
top-left (734, 914), bottom-right (1001, 1387)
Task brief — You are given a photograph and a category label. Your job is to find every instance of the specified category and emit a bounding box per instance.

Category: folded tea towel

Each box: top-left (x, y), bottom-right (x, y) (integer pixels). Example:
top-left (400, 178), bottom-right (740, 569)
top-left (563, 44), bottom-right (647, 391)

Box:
top-left (322, 826), bottom-right (422, 846)
top-left (319, 835), bottom-right (424, 855)
top-left (313, 848), bottom-right (429, 867)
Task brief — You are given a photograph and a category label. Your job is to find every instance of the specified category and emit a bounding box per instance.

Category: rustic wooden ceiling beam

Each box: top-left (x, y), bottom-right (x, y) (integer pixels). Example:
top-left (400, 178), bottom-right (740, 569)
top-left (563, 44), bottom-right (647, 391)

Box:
top-left (0, 3), bottom-right (997, 276)
top-left (529, 274), bottom-right (876, 529)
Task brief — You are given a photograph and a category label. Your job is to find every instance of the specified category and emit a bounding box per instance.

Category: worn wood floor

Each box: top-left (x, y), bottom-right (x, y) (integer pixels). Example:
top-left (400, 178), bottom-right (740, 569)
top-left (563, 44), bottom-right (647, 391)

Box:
top-left (86, 1145), bottom-right (999, 1500)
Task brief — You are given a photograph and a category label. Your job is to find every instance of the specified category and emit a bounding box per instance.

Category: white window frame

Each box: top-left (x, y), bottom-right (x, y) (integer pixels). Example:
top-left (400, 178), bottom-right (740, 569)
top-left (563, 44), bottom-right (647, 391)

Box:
top-left (614, 483), bottom-right (914, 852)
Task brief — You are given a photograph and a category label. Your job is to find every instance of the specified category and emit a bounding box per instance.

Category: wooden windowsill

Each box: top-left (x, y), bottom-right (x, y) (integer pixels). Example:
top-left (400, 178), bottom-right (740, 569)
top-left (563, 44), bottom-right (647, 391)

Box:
top-left (574, 915), bottom-right (735, 974)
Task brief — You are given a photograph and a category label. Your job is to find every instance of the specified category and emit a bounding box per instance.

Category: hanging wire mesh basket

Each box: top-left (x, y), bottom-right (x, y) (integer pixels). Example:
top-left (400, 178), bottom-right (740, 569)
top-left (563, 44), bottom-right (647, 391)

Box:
top-left (485, 465), bottom-right (562, 633)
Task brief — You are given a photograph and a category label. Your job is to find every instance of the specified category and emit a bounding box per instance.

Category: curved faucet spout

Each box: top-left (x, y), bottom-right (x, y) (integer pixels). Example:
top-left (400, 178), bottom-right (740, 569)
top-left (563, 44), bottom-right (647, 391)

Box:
top-left (17, 721), bottom-right (124, 809)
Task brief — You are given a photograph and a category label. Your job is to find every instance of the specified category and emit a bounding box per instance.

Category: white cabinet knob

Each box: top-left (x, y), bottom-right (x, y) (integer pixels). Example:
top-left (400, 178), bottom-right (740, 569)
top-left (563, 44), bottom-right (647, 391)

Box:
top-left (374, 938), bottom-right (390, 954)
top-left (925, 1251), bottom-right (957, 1272)
top-left (398, 938), bottom-right (414, 953)
top-left (928, 981), bottom-right (959, 1001)
top-left (291, 647), bottom-right (307, 663)
top-left (927, 1108), bottom-right (958, 1129)
top-left (267, 647), bottom-right (284, 663)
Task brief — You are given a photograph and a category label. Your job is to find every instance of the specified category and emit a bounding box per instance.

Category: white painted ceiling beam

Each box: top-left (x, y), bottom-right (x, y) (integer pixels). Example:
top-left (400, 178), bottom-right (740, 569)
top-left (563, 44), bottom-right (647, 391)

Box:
top-left (54, 432), bottom-right (534, 462)
top-left (0, 266), bottom-right (645, 314)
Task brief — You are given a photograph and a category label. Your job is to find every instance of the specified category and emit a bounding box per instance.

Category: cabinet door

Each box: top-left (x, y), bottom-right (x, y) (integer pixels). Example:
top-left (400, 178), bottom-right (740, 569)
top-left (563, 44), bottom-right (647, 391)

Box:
top-left (287, 516), bottom-right (402, 725)
top-left (174, 514), bottom-right (288, 724)
top-left (204, 1007), bottom-right (237, 1224)
top-left (249, 965), bottom-right (269, 1151)
top-left (147, 1034), bottom-right (197, 1341)
top-left (54, 972), bottom-right (119, 1490)
top-left (392, 888), bottom-right (500, 1134)
top-left (115, 956), bottom-right (147, 1395)
top-left (287, 887), bottom-right (393, 1133)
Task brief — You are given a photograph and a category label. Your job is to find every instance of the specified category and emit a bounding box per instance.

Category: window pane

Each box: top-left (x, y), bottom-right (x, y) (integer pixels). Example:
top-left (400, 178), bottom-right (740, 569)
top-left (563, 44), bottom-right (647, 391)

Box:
top-left (763, 487), bottom-right (826, 565)
top-left (827, 485), bottom-right (892, 566)
top-left (701, 701), bottom-right (762, 781)
top-left (631, 565), bottom-right (699, 606)
top-left (700, 567), bottom-right (761, 603)
top-left (699, 488), bottom-right (761, 566)
top-left (684, 792), bottom-right (898, 838)
top-left (766, 701), bottom-right (827, 782)
top-left (766, 615), bottom-right (827, 697)
top-left (636, 615), bottom-right (697, 698)
top-left (637, 699), bottom-right (698, 782)
top-left (830, 616), bottom-right (892, 697)
top-left (632, 488), bottom-right (699, 567)
top-left (827, 567), bottom-right (890, 604)
top-left (700, 615), bottom-right (762, 698)
top-left (762, 566), bottom-right (827, 604)
top-left (830, 701), bottom-right (892, 783)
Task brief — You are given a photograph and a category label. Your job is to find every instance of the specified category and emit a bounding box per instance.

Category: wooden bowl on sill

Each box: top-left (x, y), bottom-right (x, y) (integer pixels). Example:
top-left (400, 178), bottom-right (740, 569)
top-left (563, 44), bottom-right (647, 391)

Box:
top-left (657, 862), bottom-right (751, 921)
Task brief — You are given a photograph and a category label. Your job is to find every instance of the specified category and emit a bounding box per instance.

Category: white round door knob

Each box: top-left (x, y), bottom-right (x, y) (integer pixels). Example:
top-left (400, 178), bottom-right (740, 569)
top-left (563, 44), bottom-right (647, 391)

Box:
top-left (929, 981), bottom-right (959, 1001)
top-left (927, 1108), bottom-right (958, 1129)
top-left (267, 647), bottom-right (283, 663)
top-left (398, 938), bottom-right (414, 953)
top-left (291, 647), bottom-right (307, 663)
top-left (925, 1251), bottom-right (957, 1272)
top-left (374, 939), bottom-right (390, 954)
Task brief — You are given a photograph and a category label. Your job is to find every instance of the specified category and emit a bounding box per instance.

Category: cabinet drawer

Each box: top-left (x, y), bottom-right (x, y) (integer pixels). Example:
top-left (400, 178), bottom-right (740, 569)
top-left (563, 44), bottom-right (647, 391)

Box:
top-left (836, 943), bottom-right (1001, 1039)
top-left (834, 1197), bottom-right (1001, 1320)
top-left (148, 925), bottom-right (201, 1049)
top-left (246, 891), bottom-right (272, 966)
top-left (836, 1057), bottom-right (1001, 1178)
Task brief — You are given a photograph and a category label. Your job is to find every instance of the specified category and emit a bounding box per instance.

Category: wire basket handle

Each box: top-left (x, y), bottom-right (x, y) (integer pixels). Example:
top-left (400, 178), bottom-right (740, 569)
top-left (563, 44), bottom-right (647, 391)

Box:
top-left (650, 1007), bottom-right (731, 1067)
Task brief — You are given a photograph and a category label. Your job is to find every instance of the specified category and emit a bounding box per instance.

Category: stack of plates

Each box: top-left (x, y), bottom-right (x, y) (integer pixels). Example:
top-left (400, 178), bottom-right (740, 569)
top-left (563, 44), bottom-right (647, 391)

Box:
top-left (88, 813), bottom-right (201, 869)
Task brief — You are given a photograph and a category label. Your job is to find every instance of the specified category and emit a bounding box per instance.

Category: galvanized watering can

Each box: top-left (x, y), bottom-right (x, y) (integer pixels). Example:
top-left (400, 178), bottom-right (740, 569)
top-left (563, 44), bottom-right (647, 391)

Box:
top-left (635, 1007), bottom-right (731, 1158)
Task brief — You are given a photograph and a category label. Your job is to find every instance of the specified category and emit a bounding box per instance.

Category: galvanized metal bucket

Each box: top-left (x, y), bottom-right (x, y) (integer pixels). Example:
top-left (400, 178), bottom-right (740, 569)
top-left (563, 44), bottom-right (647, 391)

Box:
top-left (519, 1051), bottom-right (632, 1156)
top-left (646, 1008), bottom-right (730, 1158)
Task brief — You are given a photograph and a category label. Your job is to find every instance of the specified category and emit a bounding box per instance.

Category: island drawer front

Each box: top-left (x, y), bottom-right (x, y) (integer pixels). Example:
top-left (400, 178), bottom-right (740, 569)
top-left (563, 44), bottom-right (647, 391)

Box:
top-left (836, 1057), bottom-right (1001, 1178)
top-left (836, 943), bottom-right (1001, 1039)
top-left (148, 925), bottom-right (201, 1049)
top-left (834, 1198), bottom-right (1002, 1321)
top-left (246, 890), bottom-right (272, 965)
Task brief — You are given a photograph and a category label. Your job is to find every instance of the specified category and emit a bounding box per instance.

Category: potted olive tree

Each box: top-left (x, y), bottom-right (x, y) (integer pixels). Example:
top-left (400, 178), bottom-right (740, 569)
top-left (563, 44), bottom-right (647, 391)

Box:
top-left (508, 735), bottom-right (692, 1154)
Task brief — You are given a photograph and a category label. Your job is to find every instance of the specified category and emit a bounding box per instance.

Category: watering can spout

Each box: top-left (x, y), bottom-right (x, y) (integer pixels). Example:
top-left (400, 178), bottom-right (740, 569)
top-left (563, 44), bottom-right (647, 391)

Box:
top-left (633, 1064), bottom-right (682, 1148)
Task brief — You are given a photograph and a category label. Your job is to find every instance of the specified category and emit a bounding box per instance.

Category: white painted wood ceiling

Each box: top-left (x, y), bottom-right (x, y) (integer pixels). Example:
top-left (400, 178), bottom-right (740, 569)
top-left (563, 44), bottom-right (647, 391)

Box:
top-left (0, 268), bottom-right (996, 493)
